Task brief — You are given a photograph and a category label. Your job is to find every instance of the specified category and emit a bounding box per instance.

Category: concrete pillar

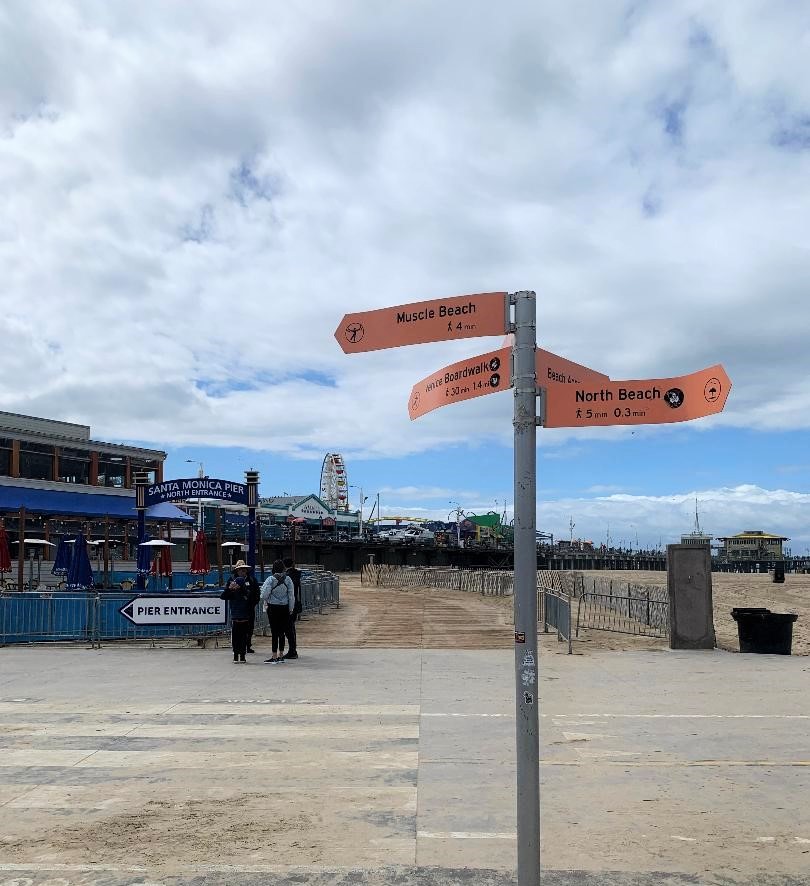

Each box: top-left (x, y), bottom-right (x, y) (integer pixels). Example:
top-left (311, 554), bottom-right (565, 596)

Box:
top-left (667, 544), bottom-right (715, 650)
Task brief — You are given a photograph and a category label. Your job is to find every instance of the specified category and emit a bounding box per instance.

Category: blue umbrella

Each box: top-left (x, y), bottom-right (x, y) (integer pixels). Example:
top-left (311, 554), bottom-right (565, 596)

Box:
top-left (65, 532), bottom-right (94, 591)
top-left (136, 532), bottom-right (153, 575)
top-left (51, 536), bottom-right (73, 577)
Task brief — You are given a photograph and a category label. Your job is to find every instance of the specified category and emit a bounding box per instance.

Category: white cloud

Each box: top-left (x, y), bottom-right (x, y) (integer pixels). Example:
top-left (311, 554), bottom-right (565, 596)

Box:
top-left (1, 1), bottom-right (810, 459)
top-left (536, 485), bottom-right (810, 552)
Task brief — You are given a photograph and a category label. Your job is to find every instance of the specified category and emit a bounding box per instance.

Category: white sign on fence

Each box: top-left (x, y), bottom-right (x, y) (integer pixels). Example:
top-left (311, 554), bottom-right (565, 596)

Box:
top-left (119, 596), bottom-right (227, 626)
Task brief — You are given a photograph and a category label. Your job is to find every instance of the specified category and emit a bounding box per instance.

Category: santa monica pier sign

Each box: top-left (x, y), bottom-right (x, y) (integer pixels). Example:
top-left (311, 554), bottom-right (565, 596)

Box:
top-left (143, 477), bottom-right (249, 507)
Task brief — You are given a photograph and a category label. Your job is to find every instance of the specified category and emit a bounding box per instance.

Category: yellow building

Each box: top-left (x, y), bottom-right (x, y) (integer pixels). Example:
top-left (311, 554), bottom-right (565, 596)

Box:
top-left (717, 530), bottom-right (788, 561)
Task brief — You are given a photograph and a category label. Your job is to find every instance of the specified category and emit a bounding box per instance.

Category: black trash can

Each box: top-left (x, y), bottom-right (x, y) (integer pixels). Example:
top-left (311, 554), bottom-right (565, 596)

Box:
top-left (731, 608), bottom-right (798, 654)
top-left (772, 562), bottom-right (785, 583)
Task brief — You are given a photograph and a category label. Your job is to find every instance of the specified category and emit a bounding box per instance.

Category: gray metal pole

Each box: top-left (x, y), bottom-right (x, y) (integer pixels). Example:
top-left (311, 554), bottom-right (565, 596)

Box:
top-left (512, 290), bottom-right (539, 883)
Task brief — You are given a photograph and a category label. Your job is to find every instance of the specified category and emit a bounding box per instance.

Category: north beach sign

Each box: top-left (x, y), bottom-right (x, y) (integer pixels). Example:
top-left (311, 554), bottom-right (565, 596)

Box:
top-left (144, 477), bottom-right (248, 507)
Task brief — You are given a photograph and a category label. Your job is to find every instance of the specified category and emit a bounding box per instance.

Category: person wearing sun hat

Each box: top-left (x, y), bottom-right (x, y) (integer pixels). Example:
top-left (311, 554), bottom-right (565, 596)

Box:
top-left (220, 560), bottom-right (260, 663)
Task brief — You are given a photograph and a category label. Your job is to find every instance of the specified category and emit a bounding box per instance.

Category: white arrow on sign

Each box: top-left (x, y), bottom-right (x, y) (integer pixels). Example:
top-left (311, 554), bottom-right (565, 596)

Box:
top-left (119, 596), bottom-right (227, 626)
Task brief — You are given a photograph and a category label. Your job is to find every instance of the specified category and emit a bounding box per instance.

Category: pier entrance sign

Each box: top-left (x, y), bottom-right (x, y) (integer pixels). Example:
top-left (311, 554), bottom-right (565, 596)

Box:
top-left (119, 596), bottom-right (227, 626)
top-left (334, 291), bottom-right (508, 353)
top-left (545, 364), bottom-right (731, 428)
top-left (408, 346), bottom-right (609, 420)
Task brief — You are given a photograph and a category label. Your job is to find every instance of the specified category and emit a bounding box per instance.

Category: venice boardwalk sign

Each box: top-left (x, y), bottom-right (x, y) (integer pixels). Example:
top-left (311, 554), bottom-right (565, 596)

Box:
top-left (143, 477), bottom-right (249, 507)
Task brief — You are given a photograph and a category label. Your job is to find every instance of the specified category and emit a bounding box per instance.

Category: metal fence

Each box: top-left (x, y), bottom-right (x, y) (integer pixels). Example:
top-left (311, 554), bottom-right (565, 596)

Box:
top-left (0, 572), bottom-right (340, 647)
top-left (361, 564), bottom-right (514, 596)
top-left (537, 571), bottom-right (575, 653)
top-left (254, 572), bottom-right (340, 635)
top-left (574, 575), bottom-right (669, 638)
top-left (362, 566), bottom-right (668, 647)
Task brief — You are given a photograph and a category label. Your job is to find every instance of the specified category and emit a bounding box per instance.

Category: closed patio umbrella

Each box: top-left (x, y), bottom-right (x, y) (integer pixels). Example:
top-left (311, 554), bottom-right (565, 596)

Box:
top-left (66, 533), bottom-right (94, 591)
top-left (51, 536), bottom-right (73, 577)
top-left (142, 539), bottom-right (175, 591)
top-left (136, 533), bottom-right (153, 575)
top-left (190, 529), bottom-right (210, 575)
top-left (161, 543), bottom-right (173, 590)
top-left (0, 525), bottom-right (10, 586)
top-left (150, 544), bottom-right (173, 591)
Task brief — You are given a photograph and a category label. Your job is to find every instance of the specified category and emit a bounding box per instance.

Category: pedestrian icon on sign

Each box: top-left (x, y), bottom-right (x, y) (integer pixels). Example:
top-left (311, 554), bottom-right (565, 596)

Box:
top-left (345, 322), bottom-right (364, 344)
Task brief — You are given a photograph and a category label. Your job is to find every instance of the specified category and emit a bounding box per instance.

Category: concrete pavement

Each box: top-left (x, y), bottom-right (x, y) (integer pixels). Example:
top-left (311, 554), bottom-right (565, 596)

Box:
top-left (0, 639), bottom-right (808, 885)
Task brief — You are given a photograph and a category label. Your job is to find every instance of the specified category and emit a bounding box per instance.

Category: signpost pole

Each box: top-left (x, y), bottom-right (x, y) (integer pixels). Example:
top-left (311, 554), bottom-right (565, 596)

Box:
top-left (245, 470), bottom-right (259, 573)
top-left (134, 471), bottom-right (150, 592)
top-left (511, 290), bottom-right (540, 884)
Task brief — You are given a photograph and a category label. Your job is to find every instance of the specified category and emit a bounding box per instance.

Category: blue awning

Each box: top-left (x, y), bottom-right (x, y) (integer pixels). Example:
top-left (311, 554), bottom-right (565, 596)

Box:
top-left (0, 485), bottom-right (193, 523)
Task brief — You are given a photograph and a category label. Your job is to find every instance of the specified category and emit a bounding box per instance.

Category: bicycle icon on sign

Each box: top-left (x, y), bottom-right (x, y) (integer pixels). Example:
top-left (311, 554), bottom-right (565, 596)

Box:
top-left (345, 322), bottom-right (365, 344)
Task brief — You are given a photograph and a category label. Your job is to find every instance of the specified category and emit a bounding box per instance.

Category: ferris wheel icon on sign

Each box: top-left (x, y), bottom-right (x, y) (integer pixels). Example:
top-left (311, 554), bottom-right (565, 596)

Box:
top-left (344, 322), bottom-right (365, 344)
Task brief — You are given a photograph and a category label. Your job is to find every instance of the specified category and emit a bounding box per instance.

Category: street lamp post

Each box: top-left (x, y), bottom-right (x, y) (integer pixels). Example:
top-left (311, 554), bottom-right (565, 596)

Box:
top-left (185, 460), bottom-right (205, 530)
top-left (350, 485), bottom-right (367, 537)
top-left (449, 502), bottom-right (465, 548)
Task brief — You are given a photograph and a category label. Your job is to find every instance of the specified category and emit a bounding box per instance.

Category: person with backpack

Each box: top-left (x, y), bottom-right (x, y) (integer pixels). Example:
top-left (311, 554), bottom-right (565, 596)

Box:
top-left (260, 559), bottom-right (295, 663)
top-left (220, 560), bottom-right (260, 663)
top-left (282, 556), bottom-right (302, 660)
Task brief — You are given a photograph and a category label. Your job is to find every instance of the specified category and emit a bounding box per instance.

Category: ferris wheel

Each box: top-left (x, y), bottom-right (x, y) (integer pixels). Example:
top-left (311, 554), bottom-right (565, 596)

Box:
top-left (320, 452), bottom-right (349, 512)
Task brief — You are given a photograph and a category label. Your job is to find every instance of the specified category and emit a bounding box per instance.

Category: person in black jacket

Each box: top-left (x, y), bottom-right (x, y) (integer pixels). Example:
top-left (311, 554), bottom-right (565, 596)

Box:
top-left (283, 556), bottom-right (302, 659)
top-left (220, 560), bottom-right (260, 663)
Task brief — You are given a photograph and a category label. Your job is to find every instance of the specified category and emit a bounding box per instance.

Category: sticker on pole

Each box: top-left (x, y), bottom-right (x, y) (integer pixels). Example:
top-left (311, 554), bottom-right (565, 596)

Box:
top-left (119, 596), bottom-right (227, 626)
top-left (335, 292), bottom-right (509, 354)
top-left (544, 364), bottom-right (731, 428)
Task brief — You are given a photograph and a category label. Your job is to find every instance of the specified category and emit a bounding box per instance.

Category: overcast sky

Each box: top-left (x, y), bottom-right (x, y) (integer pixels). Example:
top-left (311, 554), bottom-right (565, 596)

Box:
top-left (2, 1), bottom-right (809, 548)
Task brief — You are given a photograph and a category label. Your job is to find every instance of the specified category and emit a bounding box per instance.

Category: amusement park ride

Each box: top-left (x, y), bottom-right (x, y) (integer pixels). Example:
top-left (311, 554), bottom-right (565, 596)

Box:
top-left (319, 452), bottom-right (349, 512)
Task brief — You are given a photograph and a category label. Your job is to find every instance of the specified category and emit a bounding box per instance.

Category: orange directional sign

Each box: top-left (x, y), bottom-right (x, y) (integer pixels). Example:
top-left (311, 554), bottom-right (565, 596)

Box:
top-left (409, 347), bottom-right (510, 419)
top-left (408, 347), bottom-right (610, 420)
top-left (536, 348), bottom-right (609, 388)
top-left (335, 292), bottom-right (508, 354)
top-left (544, 364), bottom-right (731, 428)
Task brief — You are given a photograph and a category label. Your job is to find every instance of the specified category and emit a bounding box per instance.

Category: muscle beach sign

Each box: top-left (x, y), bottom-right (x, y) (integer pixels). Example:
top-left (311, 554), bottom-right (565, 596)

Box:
top-left (143, 477), bottom-right (249, 507)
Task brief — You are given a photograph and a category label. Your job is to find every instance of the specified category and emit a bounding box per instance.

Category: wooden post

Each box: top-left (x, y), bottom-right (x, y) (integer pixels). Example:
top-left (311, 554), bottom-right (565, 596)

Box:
top-left (89, 451), bottom-right (99, 486)
top-left (17, 506), bottom-right (25, 590)
top-left (103, 516), bottom-right (110, 588)
top-left (11, 440), bottom-right (20, 478)
top-left (215, 507), bottom-right (223, 585)
top-left (257, 514), bottom-right (265, 580)
top-left (166, 521), bottom-right (173, 590)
